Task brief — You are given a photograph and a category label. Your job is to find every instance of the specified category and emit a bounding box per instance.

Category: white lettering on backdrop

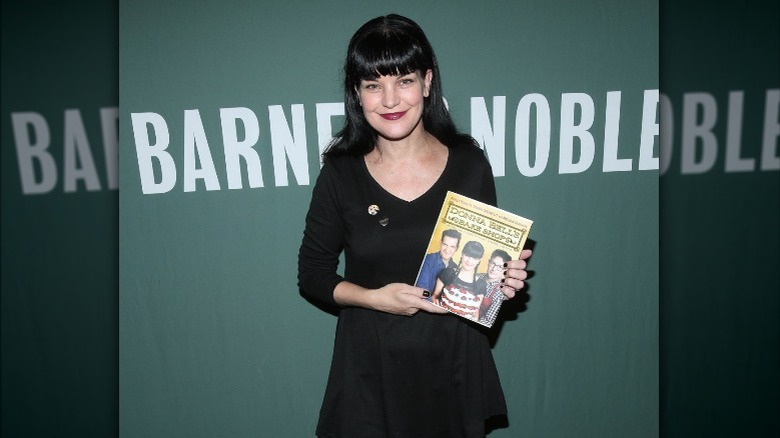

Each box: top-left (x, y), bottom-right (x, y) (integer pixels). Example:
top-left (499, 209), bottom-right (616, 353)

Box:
top-left (11, 107), bottom-right (118, 194)
top-left (9, 88), bottom-right (778, 194)
top-left (660, 89), bottom-right (779, 174)
top-left (130, 103), bottom-right (341, 194)
top-left (132, 91), bottom-right (665, 194)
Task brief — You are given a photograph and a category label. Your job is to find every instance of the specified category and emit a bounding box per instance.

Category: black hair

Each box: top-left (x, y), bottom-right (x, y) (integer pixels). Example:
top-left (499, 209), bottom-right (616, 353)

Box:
top-left (441, 228), bottom-right (462, 243)
top-left (490, 249), bottom-right (512, 263)
top-left (456, 240), bottom-right (484, 277)
top-left (323, 14), bottom-right (477, 160)
top-left (462, 241), bottom-right (485, 259)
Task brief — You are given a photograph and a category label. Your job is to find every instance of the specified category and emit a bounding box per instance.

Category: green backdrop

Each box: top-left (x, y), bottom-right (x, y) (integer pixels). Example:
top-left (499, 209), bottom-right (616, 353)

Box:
top-left (6, 0), bottom-right (777, 437)
top-left (1, 1), bottom-right (118, 436)
top-left (659, 1), bottom-right (780, 435)
top-left (119, 1), bottom-right (657, 437)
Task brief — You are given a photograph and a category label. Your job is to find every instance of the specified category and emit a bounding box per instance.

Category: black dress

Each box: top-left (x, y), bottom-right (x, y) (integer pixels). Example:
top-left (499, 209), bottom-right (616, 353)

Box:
top-left (298, 143), bottom-right (506, 438)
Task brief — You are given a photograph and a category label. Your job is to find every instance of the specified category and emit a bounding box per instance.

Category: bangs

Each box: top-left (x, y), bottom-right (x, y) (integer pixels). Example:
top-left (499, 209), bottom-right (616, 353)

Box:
top-left (351, 33), bottom-right (427, 80)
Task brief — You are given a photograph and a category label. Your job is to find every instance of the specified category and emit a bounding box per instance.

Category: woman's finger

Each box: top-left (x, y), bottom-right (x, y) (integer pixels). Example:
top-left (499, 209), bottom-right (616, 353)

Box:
top-left (501, 284), bottom-right (517, 299)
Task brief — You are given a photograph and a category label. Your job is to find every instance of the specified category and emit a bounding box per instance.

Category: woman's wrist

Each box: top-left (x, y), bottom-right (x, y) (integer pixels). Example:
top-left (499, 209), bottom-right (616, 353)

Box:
top-left (333, 281), bottom-right (377, 310)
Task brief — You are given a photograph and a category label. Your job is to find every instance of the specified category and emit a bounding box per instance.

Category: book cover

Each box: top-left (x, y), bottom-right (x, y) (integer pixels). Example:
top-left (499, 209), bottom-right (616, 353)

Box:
top-left (414, 191), bottom-right (533, 328)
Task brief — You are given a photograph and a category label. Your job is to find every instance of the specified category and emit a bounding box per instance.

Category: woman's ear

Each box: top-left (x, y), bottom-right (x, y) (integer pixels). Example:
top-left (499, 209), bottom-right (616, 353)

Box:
top-left (423, 69), bottom-right (433, 97)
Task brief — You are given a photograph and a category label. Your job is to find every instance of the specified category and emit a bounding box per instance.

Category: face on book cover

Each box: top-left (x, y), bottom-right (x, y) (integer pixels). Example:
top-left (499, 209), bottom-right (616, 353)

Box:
top-left (439, 236), bottom-right (459, 262)
top-left (461, 254), bottom-right (480, 272)
top-left (487, 256), bottom-right (506, 281)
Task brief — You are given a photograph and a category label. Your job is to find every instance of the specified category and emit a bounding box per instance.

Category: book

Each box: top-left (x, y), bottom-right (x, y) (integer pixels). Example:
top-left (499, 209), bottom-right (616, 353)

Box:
top-left (414, 191), bottom-right (533, 328)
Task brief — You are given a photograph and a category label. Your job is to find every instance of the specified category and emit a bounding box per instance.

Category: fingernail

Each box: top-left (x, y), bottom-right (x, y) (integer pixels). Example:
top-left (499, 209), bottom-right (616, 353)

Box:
top-left (422, 290), bottom-right (431, 298)
top-left (500, 279), bottom-right (505, 284)
top-left (503, 262), bottom-right (508, 268)
top-left (502, 270), bottom-right (507, 277)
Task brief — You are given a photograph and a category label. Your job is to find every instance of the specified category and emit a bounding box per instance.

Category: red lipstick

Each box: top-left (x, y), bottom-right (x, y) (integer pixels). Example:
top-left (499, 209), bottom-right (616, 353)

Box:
top-left (380, 111), bottom-right (406, 120)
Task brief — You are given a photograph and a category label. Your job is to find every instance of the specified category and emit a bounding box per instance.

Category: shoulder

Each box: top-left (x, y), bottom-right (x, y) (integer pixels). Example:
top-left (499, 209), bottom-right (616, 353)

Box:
top-left (424, 252), bottom-right (439, 261)
top-left (322, 154), bottom-right (363, 173)
top-left (475, 279), bottom-right (488, 294)
top-left (446, 140), bottom-right (490, 166)
top-left (310, 155), bottom-right (367, 210)
top-left (443, 139), bottom-right (496, 205)
top-left (441, 140), bottom-right (495, 188)
top-left (317, 155), bottom-right (365, 185)
top-left (420, 253), bottom-right (436, 269)
top-left (438, 266), bottom-right (456, 279)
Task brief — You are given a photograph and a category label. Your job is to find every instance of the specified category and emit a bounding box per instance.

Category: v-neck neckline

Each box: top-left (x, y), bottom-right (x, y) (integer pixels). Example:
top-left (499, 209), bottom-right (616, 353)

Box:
top-left (361, 147), bottom-right (452, 204)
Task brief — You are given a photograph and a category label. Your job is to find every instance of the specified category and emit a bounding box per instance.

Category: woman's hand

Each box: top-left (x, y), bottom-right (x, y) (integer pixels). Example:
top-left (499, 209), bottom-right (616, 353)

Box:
top-left (333, 281), bottom-right (448, 316)
top-left (372, 283), bottom-right (449, 316)
top-left (501, 249), bottom-right (532, 299)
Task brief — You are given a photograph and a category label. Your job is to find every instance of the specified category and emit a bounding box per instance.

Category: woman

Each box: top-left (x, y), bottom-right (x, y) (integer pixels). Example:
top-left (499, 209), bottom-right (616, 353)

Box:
top-left (298, 14), bottom-right (531, 437)
top-left (431, 241), bottom-right (488, 322)
top-left (477, 249), bottom-right (513, 327)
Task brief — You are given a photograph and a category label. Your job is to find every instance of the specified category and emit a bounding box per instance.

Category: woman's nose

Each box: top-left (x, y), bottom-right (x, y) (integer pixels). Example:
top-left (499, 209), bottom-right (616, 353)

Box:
top-left (381, 87), bottom-right (399, 108)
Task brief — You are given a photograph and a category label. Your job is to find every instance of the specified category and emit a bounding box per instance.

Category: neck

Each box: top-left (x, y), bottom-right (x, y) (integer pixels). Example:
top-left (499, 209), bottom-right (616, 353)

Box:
top-left (459, 266), bottom-right (475, 275)
top-left (458, 270), bottom-right (475, 282)
top-left (372, 129), bottom-right (431, 163)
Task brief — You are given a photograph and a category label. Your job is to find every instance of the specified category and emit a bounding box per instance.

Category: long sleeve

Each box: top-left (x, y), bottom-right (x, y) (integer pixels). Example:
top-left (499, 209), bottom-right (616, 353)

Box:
top-left (478, 150), bottom-right (498, 207)
top-left (297, 162), bottom-right (346, 308)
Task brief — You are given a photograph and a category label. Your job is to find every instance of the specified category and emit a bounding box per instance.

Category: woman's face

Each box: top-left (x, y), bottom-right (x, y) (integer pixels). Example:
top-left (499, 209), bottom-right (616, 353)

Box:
top-left (461, 253), bottom-right (480, 272)
top-left (487, 256), bottom-right (506, 281)
top-left (358, 69), bottom-right (432, 141)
